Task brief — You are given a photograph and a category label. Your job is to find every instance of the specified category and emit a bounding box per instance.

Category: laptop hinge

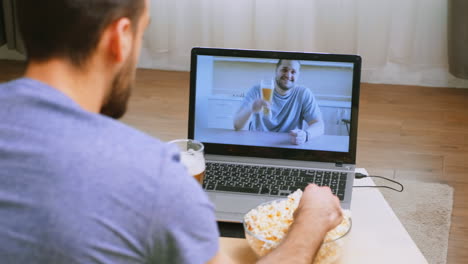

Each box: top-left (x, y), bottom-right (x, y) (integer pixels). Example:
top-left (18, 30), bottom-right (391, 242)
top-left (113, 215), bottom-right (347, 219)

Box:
top-left (335, 162), bottom-right (344, 167)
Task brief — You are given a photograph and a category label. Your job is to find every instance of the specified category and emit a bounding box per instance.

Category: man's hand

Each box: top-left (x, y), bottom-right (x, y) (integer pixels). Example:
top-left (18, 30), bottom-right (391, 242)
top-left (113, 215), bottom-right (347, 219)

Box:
top-left (233, 99), bottom-right (271, 130)
top-left (257, 184), bottom-right (343, 264)
top-left (251, 99), bottom-right (270, 113)
top-left (294, 184), bottom-right (343, 232)
top-left (289, 129), bottom-right (308, 145)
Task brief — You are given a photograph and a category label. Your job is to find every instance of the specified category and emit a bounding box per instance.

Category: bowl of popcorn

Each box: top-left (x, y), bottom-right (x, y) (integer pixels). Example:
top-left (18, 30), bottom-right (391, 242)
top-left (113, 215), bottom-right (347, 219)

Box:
top-left (243, 190), bottom-right (352, 264)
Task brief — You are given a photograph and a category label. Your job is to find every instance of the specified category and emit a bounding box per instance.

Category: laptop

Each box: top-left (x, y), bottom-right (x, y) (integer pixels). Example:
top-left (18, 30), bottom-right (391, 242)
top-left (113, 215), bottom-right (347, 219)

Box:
top-left (188, 47), bottom-right (361, 223)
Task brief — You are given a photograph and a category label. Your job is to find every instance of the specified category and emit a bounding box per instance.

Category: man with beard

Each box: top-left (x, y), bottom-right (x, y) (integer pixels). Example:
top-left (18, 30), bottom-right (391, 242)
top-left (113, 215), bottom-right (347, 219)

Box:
top-left (0, 1), bottom-right (343, 263)
top-left (234, 60), bottom-right (325, 145)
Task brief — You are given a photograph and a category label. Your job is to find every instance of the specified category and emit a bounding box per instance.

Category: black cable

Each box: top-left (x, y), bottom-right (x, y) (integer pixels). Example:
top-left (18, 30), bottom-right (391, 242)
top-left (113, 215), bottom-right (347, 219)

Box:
top-left (353, 173), bottom-right (404, 192)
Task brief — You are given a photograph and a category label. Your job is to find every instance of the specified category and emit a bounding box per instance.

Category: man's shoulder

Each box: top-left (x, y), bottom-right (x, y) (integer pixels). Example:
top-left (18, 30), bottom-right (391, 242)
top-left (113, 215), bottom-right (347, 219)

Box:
top-left (89, 114), bottom-right (159, 146)
top-left (295, 85), bottom-right (312, 93)
top-left (1, 78), bottom-right (170, 173)
top-left (294, 85), bottom-right (315, 100)
top-left (67, 116), bottom-right (169, 170)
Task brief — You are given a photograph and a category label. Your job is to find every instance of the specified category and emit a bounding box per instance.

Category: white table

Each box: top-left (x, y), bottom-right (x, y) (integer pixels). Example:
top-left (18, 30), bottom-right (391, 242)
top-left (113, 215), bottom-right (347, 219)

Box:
top-left (196, 128), bottom-right (349, 152)
top-left (220, 168), bottom-right (428, 263)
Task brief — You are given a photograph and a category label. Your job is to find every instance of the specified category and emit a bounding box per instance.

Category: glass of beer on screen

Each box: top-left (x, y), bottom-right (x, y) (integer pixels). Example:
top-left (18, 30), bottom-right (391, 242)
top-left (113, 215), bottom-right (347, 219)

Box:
top-left (168, 139), bottom-right (206, 184)
top-left (261, 78), bottom-right (274, 115)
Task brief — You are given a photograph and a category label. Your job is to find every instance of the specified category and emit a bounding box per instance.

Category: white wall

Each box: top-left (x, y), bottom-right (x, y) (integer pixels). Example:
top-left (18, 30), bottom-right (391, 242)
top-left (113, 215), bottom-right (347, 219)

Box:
top-left (211, 58), bottom-right (354, 100)
top-left (194, 55), bottom-right (214, 130)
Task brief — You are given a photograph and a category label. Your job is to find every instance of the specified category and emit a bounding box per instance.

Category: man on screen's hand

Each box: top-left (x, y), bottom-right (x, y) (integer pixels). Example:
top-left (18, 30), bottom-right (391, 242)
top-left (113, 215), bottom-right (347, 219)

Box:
top-left (290, 129), bottom-right (308, 145)
top-left (251, 98), bottom-right (271, 115)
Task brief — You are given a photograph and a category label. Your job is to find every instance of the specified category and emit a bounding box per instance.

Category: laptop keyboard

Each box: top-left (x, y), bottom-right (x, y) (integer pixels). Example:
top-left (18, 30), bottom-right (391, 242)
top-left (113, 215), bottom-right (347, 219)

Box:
top-left (202, 162), bottom-right (348, 201)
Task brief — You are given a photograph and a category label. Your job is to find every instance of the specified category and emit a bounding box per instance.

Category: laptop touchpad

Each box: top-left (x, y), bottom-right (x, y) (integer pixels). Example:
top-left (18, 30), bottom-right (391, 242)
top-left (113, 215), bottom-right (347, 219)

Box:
top-left (214, 194), bottom-right (273, 214)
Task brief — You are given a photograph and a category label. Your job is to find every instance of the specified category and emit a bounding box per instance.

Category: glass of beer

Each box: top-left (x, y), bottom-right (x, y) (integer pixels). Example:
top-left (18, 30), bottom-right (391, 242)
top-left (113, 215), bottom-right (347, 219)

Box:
top-left (168, 139), bottom-right (205, 184)
top-left (261, 79), bottom-right (274, 115)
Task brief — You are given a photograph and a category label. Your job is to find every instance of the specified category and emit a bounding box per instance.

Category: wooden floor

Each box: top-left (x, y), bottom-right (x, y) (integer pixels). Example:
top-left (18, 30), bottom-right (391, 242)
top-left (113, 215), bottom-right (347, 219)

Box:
top-left (1, 60), bottom-right (467, 263)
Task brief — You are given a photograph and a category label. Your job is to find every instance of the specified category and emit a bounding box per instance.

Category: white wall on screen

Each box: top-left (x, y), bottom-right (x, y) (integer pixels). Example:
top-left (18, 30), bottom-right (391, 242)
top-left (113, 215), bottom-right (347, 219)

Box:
top-left (211, 58), bottom-right (353, 100)
top-left (194, 55), bottom-right (214, 131)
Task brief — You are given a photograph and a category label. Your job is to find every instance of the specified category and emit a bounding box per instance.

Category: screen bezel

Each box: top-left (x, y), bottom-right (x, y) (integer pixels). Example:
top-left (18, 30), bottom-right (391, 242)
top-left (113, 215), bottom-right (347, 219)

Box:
top-left (188, 47), bottom-right (361, 164)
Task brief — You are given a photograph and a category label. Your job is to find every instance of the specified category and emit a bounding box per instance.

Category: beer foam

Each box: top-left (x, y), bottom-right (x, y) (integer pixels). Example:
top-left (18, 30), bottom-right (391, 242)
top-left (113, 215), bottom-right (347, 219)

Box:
top-left (180, 150), bottom-right (205, 176)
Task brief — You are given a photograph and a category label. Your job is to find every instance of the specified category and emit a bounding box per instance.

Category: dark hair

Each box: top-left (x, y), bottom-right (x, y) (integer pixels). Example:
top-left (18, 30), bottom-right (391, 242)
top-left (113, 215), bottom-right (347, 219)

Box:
top-left (17, 0), bottom-right (145, 67)
top-left (276, 59), bottom-right (301, 69)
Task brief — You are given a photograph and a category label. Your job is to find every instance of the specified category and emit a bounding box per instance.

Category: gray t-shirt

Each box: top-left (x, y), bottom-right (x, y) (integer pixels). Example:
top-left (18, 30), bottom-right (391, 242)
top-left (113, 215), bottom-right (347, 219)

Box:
top-left (241, 85), bottom-right (322, 132)
top-left (0, 78), bottom-right (219, 264)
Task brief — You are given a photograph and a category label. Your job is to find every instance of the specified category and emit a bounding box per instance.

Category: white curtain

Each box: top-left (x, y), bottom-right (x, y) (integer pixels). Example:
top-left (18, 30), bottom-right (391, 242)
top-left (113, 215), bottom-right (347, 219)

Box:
top-left (139, 0), bottom-right (468, 88)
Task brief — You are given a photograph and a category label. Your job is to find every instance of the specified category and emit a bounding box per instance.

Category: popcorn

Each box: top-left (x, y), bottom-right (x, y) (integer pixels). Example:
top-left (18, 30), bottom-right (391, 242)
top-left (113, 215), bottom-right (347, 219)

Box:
top-left (244, 189), bottom-right (352, 264)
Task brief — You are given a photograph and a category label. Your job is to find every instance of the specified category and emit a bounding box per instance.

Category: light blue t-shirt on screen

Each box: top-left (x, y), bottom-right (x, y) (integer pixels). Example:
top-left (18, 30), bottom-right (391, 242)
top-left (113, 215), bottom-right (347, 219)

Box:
top-left (241, 85), bottom-right (322, 132)
top-left (0, 78), bottom-right (219, 264)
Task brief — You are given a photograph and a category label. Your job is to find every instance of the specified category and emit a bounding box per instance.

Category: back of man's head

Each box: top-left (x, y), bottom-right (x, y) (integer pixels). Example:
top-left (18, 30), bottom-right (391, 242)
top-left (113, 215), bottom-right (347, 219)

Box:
top-left (17, 0), bottom-right (145, 67)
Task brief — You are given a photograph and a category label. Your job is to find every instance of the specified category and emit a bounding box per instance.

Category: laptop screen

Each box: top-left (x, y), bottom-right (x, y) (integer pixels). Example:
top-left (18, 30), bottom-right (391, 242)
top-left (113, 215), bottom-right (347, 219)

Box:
top-left (189, 48), bottom-right (361, 164)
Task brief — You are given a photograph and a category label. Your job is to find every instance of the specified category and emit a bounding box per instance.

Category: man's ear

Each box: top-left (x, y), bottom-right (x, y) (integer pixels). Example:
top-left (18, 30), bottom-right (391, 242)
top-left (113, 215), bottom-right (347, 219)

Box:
top-left (106, 17), bottom-right (133, 63)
